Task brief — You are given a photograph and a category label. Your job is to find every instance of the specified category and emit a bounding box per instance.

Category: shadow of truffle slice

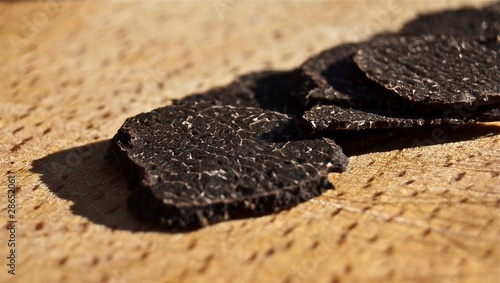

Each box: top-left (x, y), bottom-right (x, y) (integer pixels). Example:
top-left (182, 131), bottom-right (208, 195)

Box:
top-left (400, 3), bottom-right (500, 37)
top-left (107, 105), bottom-right (348, 230)
top-left (289, 42), bottom-right (407, 109)
top-left (172, 70), bottom-right (306, 117)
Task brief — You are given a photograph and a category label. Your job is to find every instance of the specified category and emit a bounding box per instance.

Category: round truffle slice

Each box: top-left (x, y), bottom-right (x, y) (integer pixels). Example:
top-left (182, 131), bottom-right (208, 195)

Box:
top-left (107, 105), bottom-right (348, 230)
top-left (354, 35), bottom-right (500, 109)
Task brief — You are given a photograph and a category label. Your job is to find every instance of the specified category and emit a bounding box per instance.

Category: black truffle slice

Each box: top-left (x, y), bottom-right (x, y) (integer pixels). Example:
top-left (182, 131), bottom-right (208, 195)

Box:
top-left (290, 43), bottom-right (405, 108)
top-left (354, 35), bottom-right (500, 109)
top-left (303, 105), bottom-right (472, 131)
top-left (400, 3), bottom-right (500, 37)
top-left (107, 105), bottom-right (348, 230)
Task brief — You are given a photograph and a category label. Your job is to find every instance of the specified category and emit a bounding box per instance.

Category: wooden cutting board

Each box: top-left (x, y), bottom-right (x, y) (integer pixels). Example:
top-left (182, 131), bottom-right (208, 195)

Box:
top-left (1, 1), bottom-right (498, 282)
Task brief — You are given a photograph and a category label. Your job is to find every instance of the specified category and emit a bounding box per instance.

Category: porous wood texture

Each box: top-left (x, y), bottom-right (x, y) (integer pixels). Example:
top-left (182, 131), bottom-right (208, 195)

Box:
top-left (1, 1), bottom-right (499, 282)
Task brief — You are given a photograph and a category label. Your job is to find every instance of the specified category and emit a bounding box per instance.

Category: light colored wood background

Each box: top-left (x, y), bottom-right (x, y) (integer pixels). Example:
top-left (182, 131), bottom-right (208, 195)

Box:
top-left (1, 1), bottom-right (499, 282)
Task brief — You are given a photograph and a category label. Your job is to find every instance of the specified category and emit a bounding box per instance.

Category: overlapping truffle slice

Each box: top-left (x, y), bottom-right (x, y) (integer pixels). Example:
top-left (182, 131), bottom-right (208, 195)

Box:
top-left (107, 105), bottom-right (348, 230)
top-left (354, 35), bottom-right (500, 109)
top-left (291, 43), bottom-right (405, 108)
top-left (400, 3), bottom-right (500, 37)
top-left (303, 105), bottom-right (474, 131)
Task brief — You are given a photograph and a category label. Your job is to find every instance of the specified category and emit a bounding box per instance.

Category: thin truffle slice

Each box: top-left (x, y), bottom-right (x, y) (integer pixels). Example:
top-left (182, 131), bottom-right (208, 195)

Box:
top-left (354, 35), bottom-right (500, 109)
top-left (303, 105), bottom-right (473, 131)
top-left (107, 105), bottom-right (348, 230)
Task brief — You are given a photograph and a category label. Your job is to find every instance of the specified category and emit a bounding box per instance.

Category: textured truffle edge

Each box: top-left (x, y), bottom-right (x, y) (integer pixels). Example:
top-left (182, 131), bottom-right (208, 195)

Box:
top-left (126, 172), bottom-right (334, 230)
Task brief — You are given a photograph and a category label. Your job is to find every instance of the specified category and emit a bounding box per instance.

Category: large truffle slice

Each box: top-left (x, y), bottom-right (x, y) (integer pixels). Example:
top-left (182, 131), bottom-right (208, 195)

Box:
top-left (107, 105), bottom-right (348, 230)
top-left (354, 35), bottom-right (500, 109)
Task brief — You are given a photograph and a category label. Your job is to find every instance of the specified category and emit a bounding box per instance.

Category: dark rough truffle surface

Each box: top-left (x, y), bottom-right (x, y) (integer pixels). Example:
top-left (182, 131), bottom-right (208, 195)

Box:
top-left (107, 105), bottom-right (348, 230)
top-left (400, 3), bottom-right (500, 37)
top-left (354, 35), bottom-right (500, 109)
top-left (303, 105), bottom-right (474, 131)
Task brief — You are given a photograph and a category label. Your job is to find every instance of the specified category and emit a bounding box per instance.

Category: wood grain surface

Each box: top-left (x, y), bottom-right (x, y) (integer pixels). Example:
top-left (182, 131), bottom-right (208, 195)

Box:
top-left (1, 1), bottom-right (499, 282)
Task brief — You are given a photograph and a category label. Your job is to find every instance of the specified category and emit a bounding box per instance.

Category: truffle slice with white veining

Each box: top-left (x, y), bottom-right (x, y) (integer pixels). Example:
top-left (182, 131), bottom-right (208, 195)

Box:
top-left (353, 35), bottom-right (500, 109)
top-left (107, 105), bottom-right (348, 230)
